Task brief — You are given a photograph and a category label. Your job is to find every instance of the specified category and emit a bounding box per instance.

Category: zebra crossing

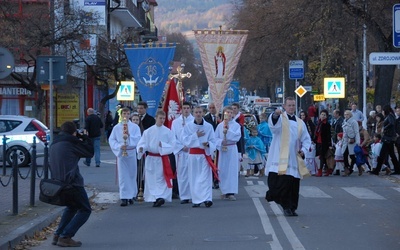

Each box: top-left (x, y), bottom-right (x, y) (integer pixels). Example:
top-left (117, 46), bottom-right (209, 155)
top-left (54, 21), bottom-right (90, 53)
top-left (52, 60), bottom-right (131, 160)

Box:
top-left (244, 180), bottom-right (400, 200)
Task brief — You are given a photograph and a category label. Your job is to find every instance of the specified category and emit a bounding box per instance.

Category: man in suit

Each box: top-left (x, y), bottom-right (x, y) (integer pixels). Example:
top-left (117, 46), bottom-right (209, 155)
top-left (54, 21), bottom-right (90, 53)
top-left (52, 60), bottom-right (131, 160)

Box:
top-left (204, 102), bottom-right (220, 130)
top-left (331, 109), bottom-right (344, 143)
top-left (137, 101), bottom-right (156, 132)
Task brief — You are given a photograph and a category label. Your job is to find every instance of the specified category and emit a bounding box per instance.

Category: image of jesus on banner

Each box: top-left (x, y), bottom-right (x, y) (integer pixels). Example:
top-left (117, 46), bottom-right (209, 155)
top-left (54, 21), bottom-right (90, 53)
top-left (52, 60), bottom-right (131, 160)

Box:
top-left (214, 46), bottom-right (226, 78)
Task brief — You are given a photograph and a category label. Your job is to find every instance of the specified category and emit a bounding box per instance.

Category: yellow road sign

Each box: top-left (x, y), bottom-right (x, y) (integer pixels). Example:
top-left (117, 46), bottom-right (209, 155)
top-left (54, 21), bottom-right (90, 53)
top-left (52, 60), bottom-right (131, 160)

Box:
top-left (295, 85), bottom-right (307, 97)
top-left (314, 94), bottom-right (325, 101)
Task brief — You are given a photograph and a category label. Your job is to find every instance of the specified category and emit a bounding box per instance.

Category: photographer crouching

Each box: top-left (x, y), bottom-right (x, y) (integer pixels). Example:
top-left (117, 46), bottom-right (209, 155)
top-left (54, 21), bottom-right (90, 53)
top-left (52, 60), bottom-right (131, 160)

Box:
top-left (49, 121), bottom-right (94, 247)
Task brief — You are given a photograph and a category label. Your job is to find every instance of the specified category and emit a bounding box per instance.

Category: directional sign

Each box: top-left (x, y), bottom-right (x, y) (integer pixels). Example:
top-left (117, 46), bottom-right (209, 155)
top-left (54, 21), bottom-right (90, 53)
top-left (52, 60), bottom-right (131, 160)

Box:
top-left (289, 60), bottom-right (304, 79)
top-left (295, 85), bottom-right (307, 98)
top-left (394, 4), bottom-right (400, 48)
top-left (324, 77), bottom-right (345, 98)
top-left (369, 52), bottom-right (400, 65)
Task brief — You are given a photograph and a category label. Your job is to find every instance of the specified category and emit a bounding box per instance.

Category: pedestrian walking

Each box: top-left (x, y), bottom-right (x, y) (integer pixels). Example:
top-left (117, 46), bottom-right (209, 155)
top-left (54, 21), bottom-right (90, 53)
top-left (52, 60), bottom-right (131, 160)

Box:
top-left (341, 110), bottom-right (360, 176)
top-left (137, 110), bottom-right (176, 207)
top-left (83, 108), bottom-right (103, 168)
top-left (182, 106), bottom-right (217, 208)
top-left (264, 97), bottom-right (312, 217)
top-left (215, 106), bottom-right (241, 201)
top-left (109, 108), bottom-right (141, 207)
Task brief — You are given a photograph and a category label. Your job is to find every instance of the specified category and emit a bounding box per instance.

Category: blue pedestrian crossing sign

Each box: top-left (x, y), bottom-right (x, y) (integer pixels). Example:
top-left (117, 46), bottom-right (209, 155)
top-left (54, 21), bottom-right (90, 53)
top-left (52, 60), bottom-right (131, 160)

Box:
top-left (324, 77), bottom-right (345, 98)
top-left (117, 81), bottom-right (135, 101)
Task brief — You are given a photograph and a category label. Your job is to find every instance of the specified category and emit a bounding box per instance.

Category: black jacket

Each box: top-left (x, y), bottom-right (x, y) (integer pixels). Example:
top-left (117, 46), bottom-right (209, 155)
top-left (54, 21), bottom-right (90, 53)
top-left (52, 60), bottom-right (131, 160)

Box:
top-left (204, 113), bottom-right (219, 130)
top-left (382, 113), bottom-right (397, 142)
top-left (140, 113), bottom-right (155, 131)
top-left (85, 114), bottom-right (103, 138)
top-left (49, 132), bottom-right (94, 186)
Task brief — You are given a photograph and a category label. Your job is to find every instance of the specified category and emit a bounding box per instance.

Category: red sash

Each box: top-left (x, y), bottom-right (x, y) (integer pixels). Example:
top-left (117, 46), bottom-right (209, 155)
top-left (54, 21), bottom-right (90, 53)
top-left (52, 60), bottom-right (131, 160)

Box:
top-left (189, 148), bottom-right (219, 181)
top-left (147, 152), bottom-right (174, 188)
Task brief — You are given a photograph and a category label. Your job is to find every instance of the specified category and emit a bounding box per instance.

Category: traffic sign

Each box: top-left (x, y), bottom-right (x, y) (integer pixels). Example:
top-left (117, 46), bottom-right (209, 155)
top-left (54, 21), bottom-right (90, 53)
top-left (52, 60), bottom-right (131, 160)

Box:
top-left (394, 4), bottom-right (400, 48)
top-left (0, 47), bottom-right (14, 79)
top-left (276, 87), bottom-right (283, 94)
top-left (314, 95), bottom-right (325, 101)
top-left (289, 60), bottom-right (304, 79)
top-left (36, 56), bottom-right (67, 85)
top-left (369, 52), bottom-right (400, 65)
top-left (295, 85), bottom-right (307, 98)
top-left (324, 77), bottom-right (345, 98)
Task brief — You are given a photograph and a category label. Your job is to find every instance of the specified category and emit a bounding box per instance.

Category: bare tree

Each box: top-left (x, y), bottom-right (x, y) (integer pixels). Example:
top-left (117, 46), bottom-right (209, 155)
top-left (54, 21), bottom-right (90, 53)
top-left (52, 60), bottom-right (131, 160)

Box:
top-left (0, 1), bottom-right (99, 118)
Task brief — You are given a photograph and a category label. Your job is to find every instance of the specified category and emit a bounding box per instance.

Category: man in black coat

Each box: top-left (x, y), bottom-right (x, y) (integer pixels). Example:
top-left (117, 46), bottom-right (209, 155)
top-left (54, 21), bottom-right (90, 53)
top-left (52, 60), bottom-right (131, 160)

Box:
top-left (204, 102), bottom-right (220, 130)
top-left (331, 109), bottom-right (344, 143)
top-left (49, 121), bottom-right (94, 247)
top-left (137, 101), bottom-right (155, 132)
top-left (84, 108), bottom-right (103, 167)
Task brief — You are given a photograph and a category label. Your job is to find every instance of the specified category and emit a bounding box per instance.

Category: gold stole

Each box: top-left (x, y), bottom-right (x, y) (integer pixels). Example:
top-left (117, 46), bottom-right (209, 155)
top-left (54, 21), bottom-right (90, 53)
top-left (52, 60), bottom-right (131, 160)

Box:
top-left (278, 113), bottom-right (310, 178)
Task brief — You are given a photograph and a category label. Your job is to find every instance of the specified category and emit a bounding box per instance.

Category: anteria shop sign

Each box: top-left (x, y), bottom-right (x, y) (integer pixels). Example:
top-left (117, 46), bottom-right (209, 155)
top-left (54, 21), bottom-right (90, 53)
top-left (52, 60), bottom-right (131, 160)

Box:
top-left (0, 87), bottom-right (32, 95)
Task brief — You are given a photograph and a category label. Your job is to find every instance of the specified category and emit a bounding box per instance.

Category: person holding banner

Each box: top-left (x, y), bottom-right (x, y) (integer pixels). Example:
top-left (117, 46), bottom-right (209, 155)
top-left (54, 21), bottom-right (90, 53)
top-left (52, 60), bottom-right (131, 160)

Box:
top-left (215, 106), bottom-right (241, 201)
top-left (264, 97), bottom-right (312, 217)
top-left (171, 102), bottom-right (194, 204)
top-left (182, 106), bottom-right (217, 207)
top-left (109, 108), bottom-right (141, 207)
top-left (137, 110), bottom-right (176, 207)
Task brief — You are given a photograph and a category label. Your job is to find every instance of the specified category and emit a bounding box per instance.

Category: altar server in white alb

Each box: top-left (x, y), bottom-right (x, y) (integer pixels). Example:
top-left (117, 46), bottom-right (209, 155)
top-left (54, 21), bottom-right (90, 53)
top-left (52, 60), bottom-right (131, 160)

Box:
top-left (264, 97), bottom-right (311, 217)
top-left (171, 102), bottom-right (194, 204)
top-left (109, 107), bottom-right (141, 207)
top-left (215, 106), bottom-right (241, 201)
top-left (182, 106), bottom-right (217, 208)
top-left (137, 110), bottom-right (176, 207)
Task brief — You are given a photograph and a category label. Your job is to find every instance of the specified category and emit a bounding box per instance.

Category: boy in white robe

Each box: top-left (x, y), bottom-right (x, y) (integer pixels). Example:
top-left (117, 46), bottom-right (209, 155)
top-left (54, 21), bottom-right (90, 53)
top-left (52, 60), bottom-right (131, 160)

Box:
top-left (171, 102), bottom-right (194, 204)
top-left (182, 106), bottom-right (217, 207)
top-left (109, 108), bottom-right (141, 206)
top-left (215, 106), bottom-right (241, 201)
top-left (265, 97), bottom-right (311, 216)
top-left (137, 110), bottom-right (176, 207)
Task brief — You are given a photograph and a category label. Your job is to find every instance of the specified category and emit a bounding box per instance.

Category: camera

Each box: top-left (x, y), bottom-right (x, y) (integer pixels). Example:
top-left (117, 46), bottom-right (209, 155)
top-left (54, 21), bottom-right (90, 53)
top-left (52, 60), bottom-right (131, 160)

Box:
top-left (76, 129), bottom-right (85, 138)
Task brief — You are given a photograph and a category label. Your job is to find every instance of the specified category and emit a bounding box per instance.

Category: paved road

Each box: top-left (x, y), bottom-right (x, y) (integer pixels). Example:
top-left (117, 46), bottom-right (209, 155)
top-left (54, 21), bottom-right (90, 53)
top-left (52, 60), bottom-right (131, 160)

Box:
top-left (2, 144), bottom-right (400, 249)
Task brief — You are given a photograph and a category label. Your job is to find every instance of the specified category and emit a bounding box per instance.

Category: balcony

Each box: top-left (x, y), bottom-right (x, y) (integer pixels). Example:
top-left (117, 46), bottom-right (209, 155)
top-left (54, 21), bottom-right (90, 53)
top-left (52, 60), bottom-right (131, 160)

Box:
top-left (110, 0), bottom-right (145, 28)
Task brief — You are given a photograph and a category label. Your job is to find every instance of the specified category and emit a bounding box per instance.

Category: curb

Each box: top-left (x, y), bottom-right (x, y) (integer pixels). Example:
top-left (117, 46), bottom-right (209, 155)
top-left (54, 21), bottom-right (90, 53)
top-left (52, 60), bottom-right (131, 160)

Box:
top-left (0, 190), bottom-right (95, 250)
top-left (0, 206), bottom-right (64, 250)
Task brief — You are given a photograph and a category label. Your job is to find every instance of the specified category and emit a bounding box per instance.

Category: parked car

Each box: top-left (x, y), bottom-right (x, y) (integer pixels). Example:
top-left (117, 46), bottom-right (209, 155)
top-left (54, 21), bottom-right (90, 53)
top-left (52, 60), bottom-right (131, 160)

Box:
top-left (0, 115), bottom-right (50, 167)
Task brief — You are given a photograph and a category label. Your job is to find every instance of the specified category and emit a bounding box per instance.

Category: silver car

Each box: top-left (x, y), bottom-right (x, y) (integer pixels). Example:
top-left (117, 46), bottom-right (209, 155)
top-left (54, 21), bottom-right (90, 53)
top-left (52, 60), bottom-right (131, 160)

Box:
top-left (0, 115), bottom-right (50, 167)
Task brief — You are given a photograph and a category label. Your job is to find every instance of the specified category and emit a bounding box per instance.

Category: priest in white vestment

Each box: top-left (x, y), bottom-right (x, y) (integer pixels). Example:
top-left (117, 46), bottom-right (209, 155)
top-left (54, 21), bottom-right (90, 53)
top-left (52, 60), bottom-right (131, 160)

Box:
top-left (215, 106), bottom-right (241, 201)
top-left (182, 106), bottom-right (216, 207)
top-left (109, 108), bottom-right (141, 206)
top-left (137, 110), bottom-right (176, 207)
top-left (265, 97), bottom-right (311, 216)
top-left (171, 102), bottom-right (194, 204)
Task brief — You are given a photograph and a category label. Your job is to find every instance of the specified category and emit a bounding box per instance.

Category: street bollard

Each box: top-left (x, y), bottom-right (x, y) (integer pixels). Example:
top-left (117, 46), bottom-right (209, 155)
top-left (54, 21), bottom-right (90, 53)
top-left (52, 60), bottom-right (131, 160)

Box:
top-left (30, 137), bottom-right (37, 207)
top-left (12, 149), bottom-right (18, 215)
top-left (44, 141), bottom-right (49, 179)
top-left (2, 135), bottom-right (7, 176)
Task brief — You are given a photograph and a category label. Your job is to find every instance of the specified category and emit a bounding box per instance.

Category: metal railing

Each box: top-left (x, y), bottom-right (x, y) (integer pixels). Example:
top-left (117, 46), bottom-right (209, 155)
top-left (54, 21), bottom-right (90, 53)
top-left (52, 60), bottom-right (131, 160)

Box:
top-left (0, 136), bottom-right (49, 215)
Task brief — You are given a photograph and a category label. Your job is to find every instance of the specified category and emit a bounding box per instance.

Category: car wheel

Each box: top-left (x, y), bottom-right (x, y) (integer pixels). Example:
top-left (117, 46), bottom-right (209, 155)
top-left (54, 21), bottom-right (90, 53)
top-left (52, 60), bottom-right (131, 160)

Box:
top-left (6, 146), bottom-right (30, 167)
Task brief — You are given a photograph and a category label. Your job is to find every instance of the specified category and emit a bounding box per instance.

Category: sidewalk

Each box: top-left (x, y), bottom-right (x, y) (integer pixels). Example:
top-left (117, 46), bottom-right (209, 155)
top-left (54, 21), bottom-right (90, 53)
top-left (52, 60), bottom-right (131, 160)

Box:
top-left (0, 145), bottom-right (111, 250)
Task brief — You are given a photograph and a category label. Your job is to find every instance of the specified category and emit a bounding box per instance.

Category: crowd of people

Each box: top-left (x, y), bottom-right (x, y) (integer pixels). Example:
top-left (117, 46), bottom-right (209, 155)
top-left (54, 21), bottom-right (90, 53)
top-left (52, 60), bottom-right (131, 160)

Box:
top-left (47, 98), bottom-right (400, 246)
top-left (302, 102), bottom-right (400, 177)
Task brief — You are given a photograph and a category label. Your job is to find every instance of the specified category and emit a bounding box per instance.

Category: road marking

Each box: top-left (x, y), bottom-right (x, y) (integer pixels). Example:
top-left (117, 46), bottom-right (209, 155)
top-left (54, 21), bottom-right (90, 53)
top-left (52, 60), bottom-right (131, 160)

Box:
top-left (101, 160), bottom-right (116, 165)
top-left (269, 202), bottom-right (305, 250)
top-left (253, 198), bottom-right (283, 250)
top-left (393, 187), bottom-right (400, 193)
top-left (247, 180), bottom-right (254, 185)
top-left (300, 186), bottom-right (332, 198)
top-left (342, 187), bottom-right (385, 200)
top-left (244, 185), bottom-right (267, 198)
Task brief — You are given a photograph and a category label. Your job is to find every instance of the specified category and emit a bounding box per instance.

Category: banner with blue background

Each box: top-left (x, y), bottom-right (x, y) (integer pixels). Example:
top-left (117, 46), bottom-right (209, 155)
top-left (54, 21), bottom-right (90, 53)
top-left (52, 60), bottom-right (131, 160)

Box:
top-left (124, 43), bottom-right (176, 117)
top-left (223, 81), bottom-right (240, 106)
